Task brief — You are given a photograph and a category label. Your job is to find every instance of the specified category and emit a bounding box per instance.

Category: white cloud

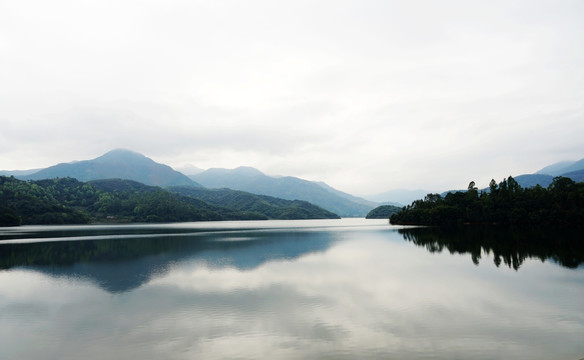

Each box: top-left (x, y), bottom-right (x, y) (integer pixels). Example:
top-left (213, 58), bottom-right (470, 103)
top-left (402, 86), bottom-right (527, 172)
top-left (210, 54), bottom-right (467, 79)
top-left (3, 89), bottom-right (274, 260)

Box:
top-left (1, 0), bottom-right (583, 193)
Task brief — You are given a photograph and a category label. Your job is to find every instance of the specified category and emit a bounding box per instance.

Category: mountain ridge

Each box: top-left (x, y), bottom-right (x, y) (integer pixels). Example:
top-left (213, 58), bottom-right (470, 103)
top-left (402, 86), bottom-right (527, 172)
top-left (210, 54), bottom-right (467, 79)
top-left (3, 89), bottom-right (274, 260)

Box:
top-left (190, 167), bottom-right (377, 217)
top-left (19, 149), bottom-right (202, 188)
top-left (5, 149), bottom-right (582, 212)
top-left (1, 149), bottom-right (375, 217)
top-left (511, 157), bottom-right (584, 188)
top-left (536, 158), bottom-right (584, 176)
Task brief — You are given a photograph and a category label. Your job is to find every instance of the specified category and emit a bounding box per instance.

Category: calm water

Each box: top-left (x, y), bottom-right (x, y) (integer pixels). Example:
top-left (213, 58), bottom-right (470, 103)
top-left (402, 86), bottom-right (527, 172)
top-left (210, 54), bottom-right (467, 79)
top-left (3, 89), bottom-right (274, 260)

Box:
top-left (0, 219), bottom-right (583, 360)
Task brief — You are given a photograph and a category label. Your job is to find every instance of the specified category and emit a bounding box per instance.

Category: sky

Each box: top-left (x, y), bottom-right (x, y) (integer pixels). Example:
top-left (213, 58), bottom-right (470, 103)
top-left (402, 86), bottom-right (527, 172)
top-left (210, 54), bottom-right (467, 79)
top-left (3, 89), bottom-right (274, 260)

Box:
top-left (1, 0), bottom-right (583, 195)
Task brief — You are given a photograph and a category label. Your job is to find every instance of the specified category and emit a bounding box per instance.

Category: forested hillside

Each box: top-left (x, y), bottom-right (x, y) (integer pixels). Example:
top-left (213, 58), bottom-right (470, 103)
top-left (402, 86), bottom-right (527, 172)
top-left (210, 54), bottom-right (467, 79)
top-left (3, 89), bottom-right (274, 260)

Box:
top-left (0, 176), bottom-right (339, 226)
top-left (169, 186), bottom-right (340, 220)
top-left (390, 176), bottom-right (584, 227)
top-left (0, 177), bottom-right (89, 226)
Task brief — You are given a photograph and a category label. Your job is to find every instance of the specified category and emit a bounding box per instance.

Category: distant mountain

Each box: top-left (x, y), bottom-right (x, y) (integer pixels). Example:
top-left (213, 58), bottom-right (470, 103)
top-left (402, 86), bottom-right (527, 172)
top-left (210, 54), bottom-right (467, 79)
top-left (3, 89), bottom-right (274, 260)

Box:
top-left (562, 169), bottom-right (584, 183)
top-left (536, 158), bottom-right (584, 176)
top-left (312, 181), bottom-right (378, 208)
top-left (190, 167), bottom-right (376, 217)
top-left (363, 189), bottom-right (429, 207)
top-left (192, 166), bottom-right (264, 190)
top-left (21, 149), bottom-right (202, 188)
top-left (175, 164), bottom-right (205, 176)
top-left (169, 186), bottom-right (340, 220)
top-left (371, 157), bottom-right (584, 206)
top-left (513, 157), bottom-right (584, 188)
top-left (514, 174), bottom-right (555, 188)
top-left (536, 161), bottom-right (576, 176)
top-left (0, 169), bottom-right (41, 177)
top-left (441, 172), bottom-right (579, 197)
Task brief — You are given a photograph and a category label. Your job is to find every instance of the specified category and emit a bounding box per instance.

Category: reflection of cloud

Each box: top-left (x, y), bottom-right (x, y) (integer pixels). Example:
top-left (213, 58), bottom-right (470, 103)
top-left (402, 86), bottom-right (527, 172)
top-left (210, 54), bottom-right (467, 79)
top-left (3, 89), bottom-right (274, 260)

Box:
top-left (1, 233), bottom-right (583, 359)
top-left (149, 239), bottom-right (584, 357)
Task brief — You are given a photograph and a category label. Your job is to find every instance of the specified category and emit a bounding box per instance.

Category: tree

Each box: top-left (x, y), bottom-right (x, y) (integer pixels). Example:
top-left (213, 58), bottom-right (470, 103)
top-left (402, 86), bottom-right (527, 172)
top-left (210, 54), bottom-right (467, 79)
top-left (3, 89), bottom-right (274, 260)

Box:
top-left (489, 179), bottom-right (497, 193)
top-left (390, 176), bottom-right (584, 226)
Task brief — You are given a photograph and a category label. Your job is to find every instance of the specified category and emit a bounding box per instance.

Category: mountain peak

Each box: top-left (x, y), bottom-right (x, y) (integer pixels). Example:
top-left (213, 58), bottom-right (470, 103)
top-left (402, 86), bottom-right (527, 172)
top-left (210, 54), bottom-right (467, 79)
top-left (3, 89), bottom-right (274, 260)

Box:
top-left (23, 149), bottom-right (201, 188)
top-left (233, 166), bottom-right (265, 176)
top-left (95, 149), bottom-right (149, 162)
top-left (106, 148), bottom-right (139, 155)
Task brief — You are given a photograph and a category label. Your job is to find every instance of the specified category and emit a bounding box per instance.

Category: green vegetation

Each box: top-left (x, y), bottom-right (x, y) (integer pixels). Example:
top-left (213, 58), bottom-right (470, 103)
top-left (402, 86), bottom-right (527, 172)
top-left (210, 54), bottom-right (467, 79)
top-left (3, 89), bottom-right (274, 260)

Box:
top-left (169, 186), bottom-right (340, 220)
top-left (0, 176), bottom-right (90, 225)
top-left (390, 176), bottom-right (584, 227)
top-left (365, 205), bottom-right (402, 219)
top-left (0, 176), bottom-right (339, 226)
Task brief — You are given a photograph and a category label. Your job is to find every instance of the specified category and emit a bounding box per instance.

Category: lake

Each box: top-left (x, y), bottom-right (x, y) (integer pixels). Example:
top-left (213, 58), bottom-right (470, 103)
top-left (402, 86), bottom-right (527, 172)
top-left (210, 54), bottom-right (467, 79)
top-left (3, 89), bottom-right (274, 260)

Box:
top-left (1, 219), bottom-right (583, 360)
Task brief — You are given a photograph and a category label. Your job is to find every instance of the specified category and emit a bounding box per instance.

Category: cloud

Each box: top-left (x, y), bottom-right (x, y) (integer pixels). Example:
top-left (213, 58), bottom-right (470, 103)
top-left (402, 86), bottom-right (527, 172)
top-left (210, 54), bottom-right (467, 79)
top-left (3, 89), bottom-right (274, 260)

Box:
top-left (1, 0), bottom-right (583, 193)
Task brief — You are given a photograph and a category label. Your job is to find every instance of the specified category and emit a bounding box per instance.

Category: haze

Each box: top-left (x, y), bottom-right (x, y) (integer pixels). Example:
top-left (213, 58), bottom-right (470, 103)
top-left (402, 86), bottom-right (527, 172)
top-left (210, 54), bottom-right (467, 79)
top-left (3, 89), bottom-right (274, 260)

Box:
top-left (1, 0), bottom-right (583, 195)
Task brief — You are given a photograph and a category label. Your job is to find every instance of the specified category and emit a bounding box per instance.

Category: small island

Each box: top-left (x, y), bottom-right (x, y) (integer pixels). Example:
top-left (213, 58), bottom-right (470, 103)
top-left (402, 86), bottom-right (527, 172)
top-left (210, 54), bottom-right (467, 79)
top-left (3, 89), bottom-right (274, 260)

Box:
top-left (365, 204), bottom-right (402, 219)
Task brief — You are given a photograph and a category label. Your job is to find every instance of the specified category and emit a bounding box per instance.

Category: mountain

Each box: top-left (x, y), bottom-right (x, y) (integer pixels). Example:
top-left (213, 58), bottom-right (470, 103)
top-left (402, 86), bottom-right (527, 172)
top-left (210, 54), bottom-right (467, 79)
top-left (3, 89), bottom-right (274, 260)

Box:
top-left (536, 158), bottom-right (584, 176)
top-left (1, 149), bottom-right (362, 217)
top-left (175, 164), bottom-right (205, 176)
top-left (513, 157), bottom-right (584, 188)
top-left (190, 166), bottom-right (265, 189)
top-left (312, 181), bottom-right (378, 208)
top-left (536, 161), bottom-right (576, 176)
top-left (371, 157), bottom-right (584, 206)
top-left (21, 149), bottom-right (201, 188)
top-left (0, 169), bottom-right (41, 177)
top-left (440, 172), bottom-right (579, 197)
top-left (190, 167), bottom-right (376, 217)
top-left (362, 189), bottom-right (429, 207)
top-left (513, 174), bottom-right (555, 188)
top-left (562, 169), bottom-right (584, 183)
top-left (169, 186), bottom-right (340, 220)
top-left (0, 176), bottom-right (235, 225)
top-left (0, 176), bottom-right (339, 226)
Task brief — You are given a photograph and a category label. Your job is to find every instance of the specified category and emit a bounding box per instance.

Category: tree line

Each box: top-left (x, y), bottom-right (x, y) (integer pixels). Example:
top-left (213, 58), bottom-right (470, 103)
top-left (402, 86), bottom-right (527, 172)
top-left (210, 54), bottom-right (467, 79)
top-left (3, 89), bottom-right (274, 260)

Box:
top-left (390, 176), bottom-right (584, 227)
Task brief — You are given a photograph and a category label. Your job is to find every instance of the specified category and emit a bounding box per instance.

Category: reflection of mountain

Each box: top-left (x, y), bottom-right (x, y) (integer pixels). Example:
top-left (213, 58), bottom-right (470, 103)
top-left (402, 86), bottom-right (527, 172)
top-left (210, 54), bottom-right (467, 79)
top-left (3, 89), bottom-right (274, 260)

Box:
top-left (399, 226), bottom-right (584, 270)
top-left (0, 229), bottom-right (336, 293)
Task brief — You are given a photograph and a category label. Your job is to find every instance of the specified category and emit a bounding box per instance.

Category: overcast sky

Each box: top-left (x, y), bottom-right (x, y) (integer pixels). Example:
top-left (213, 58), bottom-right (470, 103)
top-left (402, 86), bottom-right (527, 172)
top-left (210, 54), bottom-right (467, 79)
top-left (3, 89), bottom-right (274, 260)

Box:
top-left (1, 0), bottom-right (583, 195)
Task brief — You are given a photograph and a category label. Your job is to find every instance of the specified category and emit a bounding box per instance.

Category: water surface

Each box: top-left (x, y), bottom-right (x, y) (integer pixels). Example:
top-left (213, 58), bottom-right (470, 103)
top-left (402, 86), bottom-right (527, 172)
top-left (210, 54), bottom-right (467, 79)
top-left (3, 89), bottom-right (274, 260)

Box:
top-left (1, 219), bottom-right (583, 359)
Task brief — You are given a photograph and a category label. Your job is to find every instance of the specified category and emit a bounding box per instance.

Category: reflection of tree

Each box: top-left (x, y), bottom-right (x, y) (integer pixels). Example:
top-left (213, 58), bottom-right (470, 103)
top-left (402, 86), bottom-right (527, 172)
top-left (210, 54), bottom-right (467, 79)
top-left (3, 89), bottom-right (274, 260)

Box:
top-left (399, 226), bottom-right (584, 270)
top-left (0, 229), bottom-right (336, 293)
